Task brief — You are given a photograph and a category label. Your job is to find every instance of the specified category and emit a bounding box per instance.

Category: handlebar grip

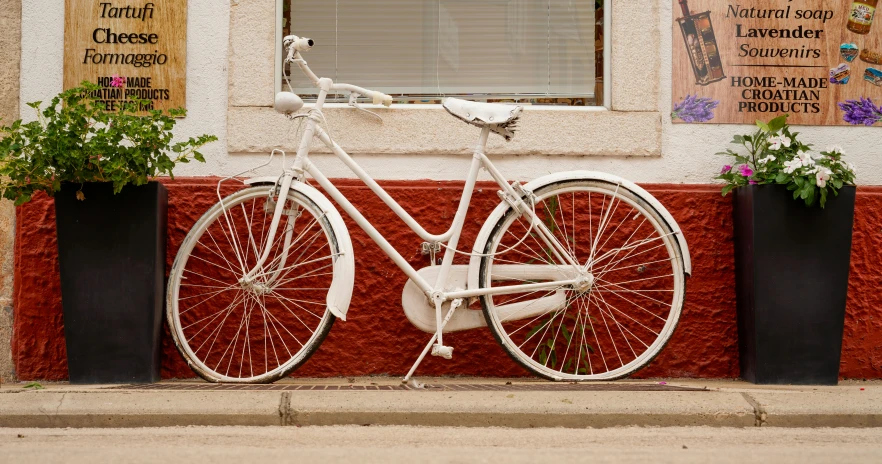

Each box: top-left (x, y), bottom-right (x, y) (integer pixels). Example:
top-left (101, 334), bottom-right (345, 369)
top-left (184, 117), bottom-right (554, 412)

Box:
top-left (372, 92), bottom-right (393, 107)
top-left (294, 37), bottom-right (314, 51)
top-left (283, 35), bottom-right (314, 52)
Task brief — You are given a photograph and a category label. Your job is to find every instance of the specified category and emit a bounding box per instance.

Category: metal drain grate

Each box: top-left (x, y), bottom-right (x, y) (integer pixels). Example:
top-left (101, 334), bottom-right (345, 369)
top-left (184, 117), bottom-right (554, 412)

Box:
top-left (106, 383), bottom-right (707, 392)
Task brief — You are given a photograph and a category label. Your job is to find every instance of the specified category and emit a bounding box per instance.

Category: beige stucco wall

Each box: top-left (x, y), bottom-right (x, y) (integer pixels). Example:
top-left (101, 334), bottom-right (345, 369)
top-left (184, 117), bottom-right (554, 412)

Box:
top-left (0, 0), bottom-right (21, 383)
top-left (227, 0), bottom-right (664, 157)
top-left (19, 0), bottom-right (882, 183)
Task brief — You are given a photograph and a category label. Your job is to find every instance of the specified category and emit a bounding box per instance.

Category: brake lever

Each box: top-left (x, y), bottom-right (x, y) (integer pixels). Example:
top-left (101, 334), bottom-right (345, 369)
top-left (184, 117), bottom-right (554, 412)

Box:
top-left (348, 93), bottom-right (383, 123)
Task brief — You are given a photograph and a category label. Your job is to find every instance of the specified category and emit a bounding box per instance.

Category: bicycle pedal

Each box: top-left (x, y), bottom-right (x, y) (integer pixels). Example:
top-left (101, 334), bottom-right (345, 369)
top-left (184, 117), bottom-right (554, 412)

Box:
top-left (431, 344), bottom-right (454, 359)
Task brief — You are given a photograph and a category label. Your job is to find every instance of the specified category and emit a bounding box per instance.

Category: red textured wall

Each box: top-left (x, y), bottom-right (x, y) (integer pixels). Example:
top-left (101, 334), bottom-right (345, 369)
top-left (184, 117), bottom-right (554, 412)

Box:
top-left (12, 179), bottom-right (882, 380)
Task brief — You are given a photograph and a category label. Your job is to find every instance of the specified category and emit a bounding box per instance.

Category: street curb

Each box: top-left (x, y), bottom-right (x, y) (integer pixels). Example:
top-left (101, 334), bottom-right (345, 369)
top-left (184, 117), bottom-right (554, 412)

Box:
top-left (280, 412), bottom-right (757, 428)
top-left (0, 414), bottom-right (281, 428)
top-left (0, 412), bottom-right (756, 429)
top-left (0, 389), bottom-right (776, 429)
top-left (2, 382), bottom-right (880, 429)
top-left (4, 411), bottom-right (882, 428)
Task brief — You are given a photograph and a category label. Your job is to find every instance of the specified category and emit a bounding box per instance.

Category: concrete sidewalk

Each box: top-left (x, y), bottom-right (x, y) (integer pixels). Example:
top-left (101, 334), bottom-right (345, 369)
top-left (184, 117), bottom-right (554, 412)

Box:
top-left (1, 378), bottom-right (880, 428)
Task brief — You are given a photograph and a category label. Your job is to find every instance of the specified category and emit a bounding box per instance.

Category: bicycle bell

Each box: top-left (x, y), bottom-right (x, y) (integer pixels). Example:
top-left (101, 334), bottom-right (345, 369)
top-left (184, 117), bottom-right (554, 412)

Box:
top-left (274, 91), bottom-right (304, 115)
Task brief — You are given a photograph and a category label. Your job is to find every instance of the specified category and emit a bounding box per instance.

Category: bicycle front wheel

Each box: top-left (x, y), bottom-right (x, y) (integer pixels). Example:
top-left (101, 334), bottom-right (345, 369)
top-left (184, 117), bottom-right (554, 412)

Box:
top-left (479, 179), bottom-right (686, 380)
top-left (167, 186), bottom-right (340, 383)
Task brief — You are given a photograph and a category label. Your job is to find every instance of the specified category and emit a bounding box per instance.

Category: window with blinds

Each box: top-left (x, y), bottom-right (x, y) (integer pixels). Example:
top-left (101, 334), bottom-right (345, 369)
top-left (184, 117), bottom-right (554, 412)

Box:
top-left (280, 1), bottom-right (605, 106)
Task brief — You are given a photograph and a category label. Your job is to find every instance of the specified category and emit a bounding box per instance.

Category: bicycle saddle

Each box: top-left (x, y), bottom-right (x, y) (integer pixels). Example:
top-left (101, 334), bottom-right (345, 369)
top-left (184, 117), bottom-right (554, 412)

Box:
top-left (442, 97), bottom-right (522, 141)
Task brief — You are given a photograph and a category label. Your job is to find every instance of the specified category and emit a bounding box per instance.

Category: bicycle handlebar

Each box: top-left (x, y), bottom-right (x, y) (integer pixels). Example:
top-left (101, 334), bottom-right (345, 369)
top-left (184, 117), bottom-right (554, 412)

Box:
top-left (283, 35), bottom-right (393, 107)
top-left (335, 83), bottom-right (393, 107)
top-left (283, 35), bottom-right (314, 52)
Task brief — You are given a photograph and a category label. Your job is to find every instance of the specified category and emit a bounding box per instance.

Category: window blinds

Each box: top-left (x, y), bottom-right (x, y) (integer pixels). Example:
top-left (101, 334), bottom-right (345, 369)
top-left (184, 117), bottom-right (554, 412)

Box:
top-left (286, 1), bottom-right (596, 101)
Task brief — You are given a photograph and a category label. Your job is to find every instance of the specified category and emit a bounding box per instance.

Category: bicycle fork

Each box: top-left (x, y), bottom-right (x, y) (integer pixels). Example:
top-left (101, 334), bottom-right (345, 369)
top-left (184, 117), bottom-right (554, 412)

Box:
top-left (231, 174), bottom-right (298, 287)
top-left (232, 111), bottom-right (320, 289)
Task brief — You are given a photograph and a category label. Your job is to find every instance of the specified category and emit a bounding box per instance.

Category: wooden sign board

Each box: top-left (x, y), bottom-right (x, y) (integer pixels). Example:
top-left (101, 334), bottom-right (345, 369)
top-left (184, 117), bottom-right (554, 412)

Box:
top-left (672, 1), bottom-right (882, 126)
top-left (64, 0), bottom-right (187, 112)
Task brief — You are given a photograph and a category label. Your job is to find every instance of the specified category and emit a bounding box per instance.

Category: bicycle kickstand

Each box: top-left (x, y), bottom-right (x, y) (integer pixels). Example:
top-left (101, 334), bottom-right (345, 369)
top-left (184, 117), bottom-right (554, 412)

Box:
top-left (401, 297), bottom-right (463, 385)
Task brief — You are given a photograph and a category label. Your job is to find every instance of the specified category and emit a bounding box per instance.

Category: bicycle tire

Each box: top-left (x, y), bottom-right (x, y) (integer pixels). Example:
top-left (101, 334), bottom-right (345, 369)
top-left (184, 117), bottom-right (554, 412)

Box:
top-left (167, 186), bottom-right (339, 383)
top-left (478, 178), bottom-right (686, 381)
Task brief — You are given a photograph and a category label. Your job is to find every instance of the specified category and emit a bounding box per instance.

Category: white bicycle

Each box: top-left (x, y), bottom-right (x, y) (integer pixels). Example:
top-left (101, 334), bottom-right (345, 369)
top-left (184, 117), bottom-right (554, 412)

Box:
top-left (166, 35), bottom-right (692, 384)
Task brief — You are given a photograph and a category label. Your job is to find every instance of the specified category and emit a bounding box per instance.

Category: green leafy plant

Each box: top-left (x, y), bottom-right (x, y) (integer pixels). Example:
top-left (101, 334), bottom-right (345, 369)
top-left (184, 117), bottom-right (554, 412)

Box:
top-left (528, 313), bottom-right (595, 373)
top-left (22, 382), bottom-right (44, 390)
top-left (0, 81), bottom-right (217, 205)
top-left (715, 114), bottom-right (856, 208)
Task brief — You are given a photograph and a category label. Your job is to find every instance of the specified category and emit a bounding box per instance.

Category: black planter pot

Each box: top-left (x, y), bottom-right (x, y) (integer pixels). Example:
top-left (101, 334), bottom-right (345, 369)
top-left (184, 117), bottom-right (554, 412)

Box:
top-left (733, 184), bottom-right (855, 385)
top-left (54, 182), bottom-right (167, 384)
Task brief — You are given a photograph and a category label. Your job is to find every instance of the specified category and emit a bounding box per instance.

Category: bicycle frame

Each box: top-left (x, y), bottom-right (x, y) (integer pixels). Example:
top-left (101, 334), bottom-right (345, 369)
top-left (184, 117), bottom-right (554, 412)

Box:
top-left (167, 35), bottom-right (692, 384)
top-left (248, 109), bottom-right (583, 302)
top-left (232, 52), bottom-right (588, 381)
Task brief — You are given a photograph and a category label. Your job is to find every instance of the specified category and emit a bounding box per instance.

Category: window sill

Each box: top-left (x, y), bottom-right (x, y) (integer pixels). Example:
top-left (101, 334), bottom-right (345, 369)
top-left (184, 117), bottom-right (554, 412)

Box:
top-left (300, 103), bottom-right (611, 112)
top-left (227, 105), bottom-right (660, 157)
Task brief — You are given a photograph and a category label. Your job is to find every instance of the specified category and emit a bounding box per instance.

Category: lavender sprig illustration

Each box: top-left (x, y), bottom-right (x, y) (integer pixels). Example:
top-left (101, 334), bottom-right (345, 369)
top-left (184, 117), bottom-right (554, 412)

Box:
top-left (838, 97), bottom-right (882, 126)
top-left (672, 94), bottom-right (720, 123)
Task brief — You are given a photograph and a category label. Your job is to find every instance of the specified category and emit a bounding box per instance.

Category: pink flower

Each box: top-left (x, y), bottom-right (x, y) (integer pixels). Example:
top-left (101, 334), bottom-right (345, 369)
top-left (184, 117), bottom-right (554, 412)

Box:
top-left (739, 165), bottom-right (753, 177)
top-left (110, 74), bottom-right (126, 88)
top-left (749, 180), bottom-right (757, 185)
top-left (816, 168), bottom-right (832, 188)
top-left (721, 165), bottom-right (732, 174)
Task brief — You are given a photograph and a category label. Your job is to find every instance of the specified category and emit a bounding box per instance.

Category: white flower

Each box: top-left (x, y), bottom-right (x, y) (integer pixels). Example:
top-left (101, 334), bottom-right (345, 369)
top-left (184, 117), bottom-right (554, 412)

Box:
top-left (816, 168), bottom-right (832, 188)
top-left (758, 155), bottom-right (775, 165)
top-left (783, 158), bottom-right (802, 174)
top-left (768, 134), bottom-right (792, 151)
top-left (797, 152), bottom-right (815, 167)
top-left (826, 145), bottom-right (844, 155)
top-left (781, 135), bottom-right (792, 149)
top-left (847, 162), bottom-right (856, 174)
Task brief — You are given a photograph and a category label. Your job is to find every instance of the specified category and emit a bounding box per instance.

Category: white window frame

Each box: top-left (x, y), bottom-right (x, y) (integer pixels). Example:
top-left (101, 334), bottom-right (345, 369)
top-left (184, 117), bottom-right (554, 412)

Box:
top-left (274, 0), bottom-right (611, 110)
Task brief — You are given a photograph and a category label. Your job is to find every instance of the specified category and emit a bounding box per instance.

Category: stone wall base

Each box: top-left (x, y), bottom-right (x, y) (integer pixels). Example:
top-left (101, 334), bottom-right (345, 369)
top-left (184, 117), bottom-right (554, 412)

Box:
top-left (0, 0), bottom-right (21, 384)
top-left (10, 179), bottom-right (882, 381)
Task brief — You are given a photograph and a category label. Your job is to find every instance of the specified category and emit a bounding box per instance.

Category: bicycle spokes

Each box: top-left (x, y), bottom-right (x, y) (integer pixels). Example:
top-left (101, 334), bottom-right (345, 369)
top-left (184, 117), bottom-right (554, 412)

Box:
top-left (481, 180), bottom-right (685, 380)
top-left (169, 188), bottom-right (338, 382)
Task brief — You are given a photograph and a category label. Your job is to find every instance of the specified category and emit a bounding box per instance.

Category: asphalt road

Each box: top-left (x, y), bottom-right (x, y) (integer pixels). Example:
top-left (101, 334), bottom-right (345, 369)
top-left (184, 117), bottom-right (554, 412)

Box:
top-left (2, 425), bottom-right (881, 463)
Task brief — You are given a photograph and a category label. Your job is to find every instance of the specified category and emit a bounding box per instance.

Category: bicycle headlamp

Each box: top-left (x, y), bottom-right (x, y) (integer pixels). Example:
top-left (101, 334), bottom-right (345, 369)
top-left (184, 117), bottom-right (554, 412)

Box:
top-left (274, 91), bottom-right (304, 115)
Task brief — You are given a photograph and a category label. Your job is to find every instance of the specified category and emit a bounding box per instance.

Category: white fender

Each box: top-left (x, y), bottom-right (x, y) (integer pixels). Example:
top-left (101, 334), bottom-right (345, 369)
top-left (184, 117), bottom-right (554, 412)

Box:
top-left (245, 177), bottom-right (355, 321)
top-left (467, 171), bottom-right (691, 293)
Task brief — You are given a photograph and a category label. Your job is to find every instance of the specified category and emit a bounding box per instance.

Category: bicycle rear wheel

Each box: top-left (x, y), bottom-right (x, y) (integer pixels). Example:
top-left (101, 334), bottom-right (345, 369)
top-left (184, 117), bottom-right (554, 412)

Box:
top-left (479, 179), bottom-right (686, 380)
top-left (167, 186), bottom-right (339, 383)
